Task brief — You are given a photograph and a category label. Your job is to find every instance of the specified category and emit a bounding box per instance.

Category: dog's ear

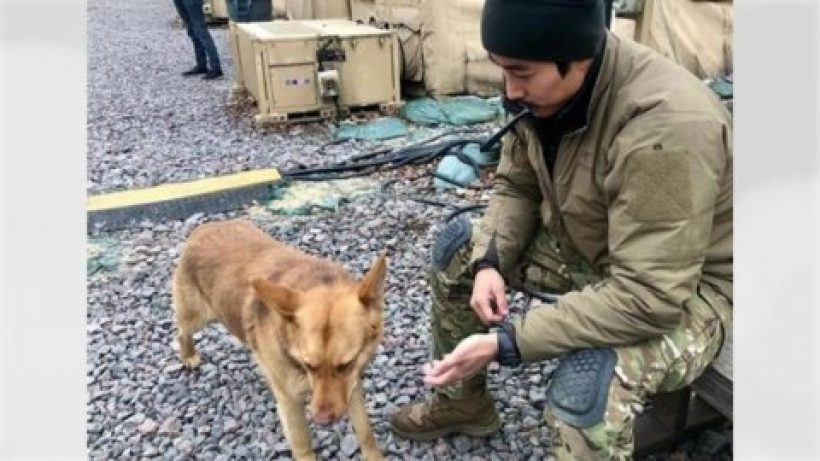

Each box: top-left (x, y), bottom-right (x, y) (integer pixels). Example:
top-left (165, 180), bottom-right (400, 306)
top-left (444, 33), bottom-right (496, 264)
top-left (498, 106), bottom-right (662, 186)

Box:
top-left (358, 250), bottom-right (388, 307)
top-left (252, 278), bottom-right (300, 321)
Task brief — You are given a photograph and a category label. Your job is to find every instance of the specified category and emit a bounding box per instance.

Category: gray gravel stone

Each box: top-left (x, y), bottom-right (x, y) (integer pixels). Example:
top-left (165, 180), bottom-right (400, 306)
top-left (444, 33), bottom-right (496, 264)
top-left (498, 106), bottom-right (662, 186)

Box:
top-left (136, 418), bottom-right (159, 434)
top-left (529, 388), bottom-right (547, 404)
top-left (223, 418), bottom-right (238, 433)
top-left (341, 434), bottom-right (358, 457)
top-left (523, 416), bottom-right (540, 429)
top-left (143, 444), bottom-right (158, 457)
top-left (157, 417), bottom-right (181, 436)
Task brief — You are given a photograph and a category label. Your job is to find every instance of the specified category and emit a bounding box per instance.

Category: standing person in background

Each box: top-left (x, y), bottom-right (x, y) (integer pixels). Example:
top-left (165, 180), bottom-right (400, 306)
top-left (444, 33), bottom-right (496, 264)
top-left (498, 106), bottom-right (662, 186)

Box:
top-left (172, 0), bottom-right (223, 79)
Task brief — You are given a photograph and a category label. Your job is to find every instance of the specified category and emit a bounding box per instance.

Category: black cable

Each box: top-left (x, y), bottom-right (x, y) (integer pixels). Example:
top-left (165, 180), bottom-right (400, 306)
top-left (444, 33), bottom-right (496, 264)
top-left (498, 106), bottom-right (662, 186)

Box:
top-left (282, 138), bottom-right (481, 179)
top-left (293, 128), bottom-right (490, 178)
top-left (405, 195), bottom-right (487, 222)
top-left (278, 114), bottom-right (525, 185)
top-left (444, 204), bottom-right (487, 222)
top-left (479, 106), bottom-right (531, 152)
top-left (406, 195), bottom-right (453, 208)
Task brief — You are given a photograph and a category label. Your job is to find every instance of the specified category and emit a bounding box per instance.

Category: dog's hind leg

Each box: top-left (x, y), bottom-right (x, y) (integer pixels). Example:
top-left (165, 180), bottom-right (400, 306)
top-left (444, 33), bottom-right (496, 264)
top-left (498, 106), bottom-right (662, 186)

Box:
top-left (172, 270), bottom-right (210, 369)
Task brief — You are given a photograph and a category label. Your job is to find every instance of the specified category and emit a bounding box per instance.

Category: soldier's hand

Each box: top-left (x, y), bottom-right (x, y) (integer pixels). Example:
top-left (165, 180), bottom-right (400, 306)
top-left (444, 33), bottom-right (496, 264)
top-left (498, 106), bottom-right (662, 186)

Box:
top-left (422, 333), bottom-right (498, 387)
top-left (470, 267), bottom-right (508, 325)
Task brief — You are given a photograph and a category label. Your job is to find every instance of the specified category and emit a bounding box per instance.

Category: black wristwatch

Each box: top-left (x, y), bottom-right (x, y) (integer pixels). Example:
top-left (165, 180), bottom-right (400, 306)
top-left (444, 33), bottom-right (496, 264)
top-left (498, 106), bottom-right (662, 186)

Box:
top-left (494, 322), bottom-right (522, 367)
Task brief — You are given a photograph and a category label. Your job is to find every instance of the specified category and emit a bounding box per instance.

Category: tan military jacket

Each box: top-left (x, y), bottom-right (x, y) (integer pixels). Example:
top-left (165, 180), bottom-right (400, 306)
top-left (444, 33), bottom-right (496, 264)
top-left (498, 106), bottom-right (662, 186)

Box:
top-left (471, 33), bottom-right (733, 361)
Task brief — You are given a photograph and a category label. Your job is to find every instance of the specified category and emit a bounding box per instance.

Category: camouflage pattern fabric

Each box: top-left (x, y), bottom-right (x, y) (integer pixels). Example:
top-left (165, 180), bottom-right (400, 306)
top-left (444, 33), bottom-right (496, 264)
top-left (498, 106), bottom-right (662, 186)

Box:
top-left (430, 219), bottom-right (591, 397)
top-left (548, 285), bottom-right (730, 460)
top-left (429, 219), bottom-right (731, 459)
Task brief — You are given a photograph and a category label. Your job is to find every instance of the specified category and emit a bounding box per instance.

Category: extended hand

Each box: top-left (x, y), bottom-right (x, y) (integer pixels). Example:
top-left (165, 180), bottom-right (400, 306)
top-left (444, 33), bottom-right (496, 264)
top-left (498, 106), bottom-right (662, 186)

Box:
top-left (470, 268), bottom-right (509, 325)
top-left (422, 334), bottom-right (498, 387)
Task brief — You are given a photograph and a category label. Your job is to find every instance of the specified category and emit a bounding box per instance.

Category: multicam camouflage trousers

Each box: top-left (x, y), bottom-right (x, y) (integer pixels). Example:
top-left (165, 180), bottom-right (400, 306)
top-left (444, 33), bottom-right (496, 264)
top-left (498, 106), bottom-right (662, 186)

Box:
top-left (430, 222), bottom-right (732, 460)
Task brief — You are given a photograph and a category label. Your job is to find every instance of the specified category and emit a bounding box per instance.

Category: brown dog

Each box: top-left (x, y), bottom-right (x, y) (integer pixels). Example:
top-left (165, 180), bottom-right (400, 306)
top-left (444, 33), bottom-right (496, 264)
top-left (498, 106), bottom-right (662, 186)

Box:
top-left (172, 219), bottom-right (386, 460)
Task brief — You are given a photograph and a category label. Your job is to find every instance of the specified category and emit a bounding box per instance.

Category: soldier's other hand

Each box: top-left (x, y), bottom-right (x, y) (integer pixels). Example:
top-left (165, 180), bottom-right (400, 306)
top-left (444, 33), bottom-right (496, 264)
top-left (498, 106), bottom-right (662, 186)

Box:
top-left (422, 334), bottom-right (498, 387)
top-left (470, 267), bottom-right (508, 325)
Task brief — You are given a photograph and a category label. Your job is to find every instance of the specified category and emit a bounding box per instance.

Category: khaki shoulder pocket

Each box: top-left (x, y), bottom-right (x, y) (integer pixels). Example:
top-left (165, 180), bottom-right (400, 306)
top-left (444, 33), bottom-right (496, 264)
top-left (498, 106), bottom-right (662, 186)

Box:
top-left (623, 148), bottom-right (692, 222)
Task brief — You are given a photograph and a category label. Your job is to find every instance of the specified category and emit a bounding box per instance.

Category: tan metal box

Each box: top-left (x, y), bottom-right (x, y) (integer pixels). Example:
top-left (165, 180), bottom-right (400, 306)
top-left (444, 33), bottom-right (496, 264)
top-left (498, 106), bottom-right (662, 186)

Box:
top-left (301, 19), bottom-right (401, 110)
top-left (230, 19), bottom-right (401, 124)
top-left (233, 21), bottom-right (326, 122)
top-left (203, 0), bottom-right (229, 20)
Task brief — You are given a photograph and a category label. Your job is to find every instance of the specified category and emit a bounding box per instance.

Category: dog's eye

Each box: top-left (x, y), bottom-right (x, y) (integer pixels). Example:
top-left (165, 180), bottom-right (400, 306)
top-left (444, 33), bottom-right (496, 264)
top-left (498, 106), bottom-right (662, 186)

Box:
top-left (335, 362), bottom-right (353, 374)
top-left (304, 363), bottom-right (318, 373)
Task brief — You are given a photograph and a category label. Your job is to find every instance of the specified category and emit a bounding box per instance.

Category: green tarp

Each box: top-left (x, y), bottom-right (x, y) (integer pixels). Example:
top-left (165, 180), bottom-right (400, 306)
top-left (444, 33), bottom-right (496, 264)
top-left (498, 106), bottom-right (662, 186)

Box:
top-left (333, 117), bottom-right (409, 141)
top-left (400, 96), bottom-right (502, 126)
top-left (267, 178), bottom-right (381, 215)
top-left (87, 238), bottom-right (121, 274)
top-left (433, 143), bottom-right (499, 190)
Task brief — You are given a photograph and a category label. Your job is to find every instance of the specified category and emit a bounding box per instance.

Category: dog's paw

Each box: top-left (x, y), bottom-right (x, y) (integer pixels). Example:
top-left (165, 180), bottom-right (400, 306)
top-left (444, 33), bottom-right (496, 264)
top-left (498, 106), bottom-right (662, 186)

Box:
top-left (181, 353), bottom-right (202, 369)
top-left (362, 451), bottom-right (385, 461)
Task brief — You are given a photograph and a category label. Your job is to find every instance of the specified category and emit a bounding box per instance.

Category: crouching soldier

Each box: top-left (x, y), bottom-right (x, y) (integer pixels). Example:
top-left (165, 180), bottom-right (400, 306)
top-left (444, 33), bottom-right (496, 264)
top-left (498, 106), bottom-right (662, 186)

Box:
top-left (389, 0), bottom-right (732, 459)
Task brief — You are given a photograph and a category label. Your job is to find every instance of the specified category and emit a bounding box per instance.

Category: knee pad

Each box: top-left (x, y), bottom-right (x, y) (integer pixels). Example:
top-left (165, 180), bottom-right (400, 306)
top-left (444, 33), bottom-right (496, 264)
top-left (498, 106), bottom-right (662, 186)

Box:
top-left (546, 348), bottom-right (617, 428)
top-left (431, 214), bottom-right (472, 271)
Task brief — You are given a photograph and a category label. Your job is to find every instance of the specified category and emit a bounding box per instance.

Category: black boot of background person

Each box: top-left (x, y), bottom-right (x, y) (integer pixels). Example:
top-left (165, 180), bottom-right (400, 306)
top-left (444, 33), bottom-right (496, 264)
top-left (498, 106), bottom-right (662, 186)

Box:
top-left (182, 66), bottom-right (207, 77)
top-left (175, 0), bottom-right (222, 80)
top-left (202, 69), bottom-right (224, 80)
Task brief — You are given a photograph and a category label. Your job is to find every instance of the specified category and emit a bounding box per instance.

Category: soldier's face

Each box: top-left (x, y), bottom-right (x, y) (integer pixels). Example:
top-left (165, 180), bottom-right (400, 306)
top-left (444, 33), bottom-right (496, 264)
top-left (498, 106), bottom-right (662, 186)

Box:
top-left (490, 53), bottom-right (591, 118)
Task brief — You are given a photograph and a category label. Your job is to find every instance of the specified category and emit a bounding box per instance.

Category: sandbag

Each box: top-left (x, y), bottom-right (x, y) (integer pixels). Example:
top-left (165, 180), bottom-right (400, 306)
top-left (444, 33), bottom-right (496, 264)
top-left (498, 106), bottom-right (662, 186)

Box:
top-left (286, 0), bottom-right (350, 19)
top-left (433, 142), bottom-right (499, 190)
top-left (465, 40), bottom-right (501, 97)
top-left (611, 17), bottom-right (636, 41)
top-left (400, 96), bottom-right (500, 126)
top-left (350, 0), bottom-right (424, 82)
top-left (639, 0), bottom-right (733, 78)
top-left (419, 0), bottom-right (485, 95)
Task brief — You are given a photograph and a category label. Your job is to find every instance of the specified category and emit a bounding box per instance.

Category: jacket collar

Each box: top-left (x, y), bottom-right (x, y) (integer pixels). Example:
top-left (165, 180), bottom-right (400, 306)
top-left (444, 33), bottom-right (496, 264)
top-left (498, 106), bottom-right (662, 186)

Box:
top-left (548, 41), bottom-right (604, 134)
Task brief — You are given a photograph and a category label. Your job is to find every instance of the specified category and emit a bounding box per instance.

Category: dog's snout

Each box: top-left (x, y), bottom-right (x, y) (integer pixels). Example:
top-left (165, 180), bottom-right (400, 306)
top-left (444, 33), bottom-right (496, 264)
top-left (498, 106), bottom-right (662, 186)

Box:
top-left (313, 403), bottom-right (339, 425)
top-left (313, 413), bottom-right (335, 425)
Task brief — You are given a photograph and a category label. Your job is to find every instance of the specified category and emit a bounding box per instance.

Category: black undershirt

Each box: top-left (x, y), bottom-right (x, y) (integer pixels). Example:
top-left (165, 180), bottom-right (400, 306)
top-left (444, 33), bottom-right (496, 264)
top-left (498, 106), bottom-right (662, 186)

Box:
top-left (531, 49), bottom-right (603, 177)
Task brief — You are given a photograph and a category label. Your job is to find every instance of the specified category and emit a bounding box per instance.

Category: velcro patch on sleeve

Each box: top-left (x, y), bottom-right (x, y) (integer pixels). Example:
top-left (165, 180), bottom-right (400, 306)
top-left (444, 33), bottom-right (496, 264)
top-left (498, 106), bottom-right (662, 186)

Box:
top-left (623, 149), bottom-right (692, 222)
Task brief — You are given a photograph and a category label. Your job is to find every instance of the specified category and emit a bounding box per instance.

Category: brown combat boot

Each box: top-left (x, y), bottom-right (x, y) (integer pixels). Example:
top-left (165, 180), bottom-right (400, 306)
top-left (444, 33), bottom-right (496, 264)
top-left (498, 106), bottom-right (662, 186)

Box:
top-left (389, 379), bottom-right (501, 441)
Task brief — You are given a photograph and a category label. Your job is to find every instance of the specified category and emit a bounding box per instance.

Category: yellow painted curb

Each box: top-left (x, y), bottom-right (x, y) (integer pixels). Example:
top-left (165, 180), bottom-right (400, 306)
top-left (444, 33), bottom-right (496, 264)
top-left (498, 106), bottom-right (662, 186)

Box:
top-left (88, 168), bottom-right (282, 212)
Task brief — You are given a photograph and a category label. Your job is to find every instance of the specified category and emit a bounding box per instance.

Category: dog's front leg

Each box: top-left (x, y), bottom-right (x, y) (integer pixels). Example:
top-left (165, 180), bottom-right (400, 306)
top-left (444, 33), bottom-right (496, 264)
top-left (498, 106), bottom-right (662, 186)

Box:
top-left (269, 385), bottom-right (316, 461)
top-left (348, 384), bottom-right (384, 461)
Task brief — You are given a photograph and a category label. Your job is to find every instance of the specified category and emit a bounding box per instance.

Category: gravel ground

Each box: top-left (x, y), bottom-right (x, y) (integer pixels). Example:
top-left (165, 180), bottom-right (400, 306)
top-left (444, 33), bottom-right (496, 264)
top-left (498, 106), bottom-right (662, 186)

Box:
top-left (87, 0), bottom-right (731, 459)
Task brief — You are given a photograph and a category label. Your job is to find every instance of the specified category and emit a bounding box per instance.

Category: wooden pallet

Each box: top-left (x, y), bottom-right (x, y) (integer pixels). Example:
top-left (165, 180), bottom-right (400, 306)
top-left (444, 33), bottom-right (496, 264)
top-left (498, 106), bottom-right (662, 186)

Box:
top-left (254, 107), bottom-right (338, 126)
top-left (205, 16), bottom-right (229, 27)
top-left (340, 101), bottom-right (401, 121)
top-left (253, 101), bottom-right (401, 126)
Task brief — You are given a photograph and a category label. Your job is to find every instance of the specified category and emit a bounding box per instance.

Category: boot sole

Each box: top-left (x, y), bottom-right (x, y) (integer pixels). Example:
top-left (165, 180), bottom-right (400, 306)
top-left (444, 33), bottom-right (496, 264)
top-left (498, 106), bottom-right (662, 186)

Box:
top-left (390, 417), bottom-right (502, 442)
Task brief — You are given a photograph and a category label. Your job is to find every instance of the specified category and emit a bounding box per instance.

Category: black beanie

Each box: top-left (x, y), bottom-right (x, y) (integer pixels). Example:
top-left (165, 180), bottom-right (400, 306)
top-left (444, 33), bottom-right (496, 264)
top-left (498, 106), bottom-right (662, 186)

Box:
top-left (481, 0), bottom-right (607, 62)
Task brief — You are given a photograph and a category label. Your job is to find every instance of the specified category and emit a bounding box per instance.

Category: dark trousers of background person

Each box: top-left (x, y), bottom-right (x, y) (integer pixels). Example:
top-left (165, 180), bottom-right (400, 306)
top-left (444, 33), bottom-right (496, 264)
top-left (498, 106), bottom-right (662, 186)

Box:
top-left (172, 0), bottom-right (222, 74)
